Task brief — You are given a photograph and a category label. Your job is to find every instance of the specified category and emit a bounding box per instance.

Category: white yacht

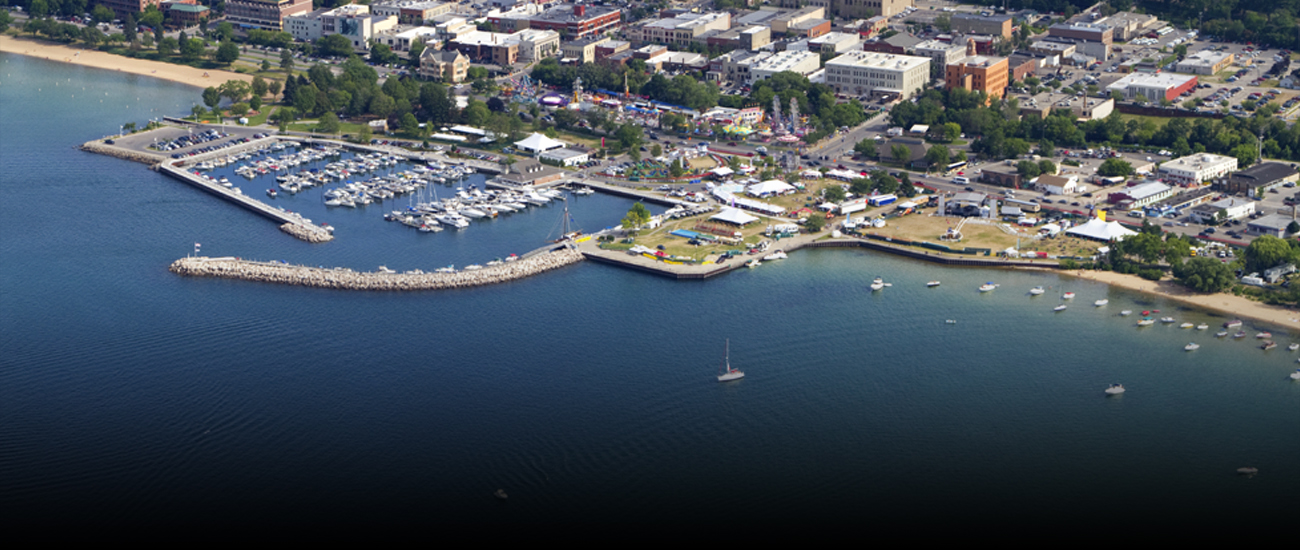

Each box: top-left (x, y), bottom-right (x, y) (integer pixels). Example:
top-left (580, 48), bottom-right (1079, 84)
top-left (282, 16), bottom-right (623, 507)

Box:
top-left (1137, 318), bottom-right (1156, 327)
top-left (1196, 324), bottom-right (1209, 330)
top-left (1030, 286), bottom-right (1045, 296)
top-left (1105, 383), bottom-right (1126, 395)
top-left (870, 277), bottom-right (888, 291)
top-left (1161, 317), bottom-right (1176, 324)
top-left (1094, 299), bottom-right (1108, 307)
top-left (1054, 304), bottom-right (1067, 312)
top-left (1185, 342), bottom-right (1200, 351)
top-left (979, 282), bottom-right (998, 292)
top-left (1120, 310), bottom-right (1133, 316)
top-left (1289, 343), bottom-right (1299, 352)
top-left (763, 250), bottom-right (788, 261)
top-left (1216, 330), bottom-right (1229, 337)
top-left (717, 339), bottom-right (744, 382)
top-left (1180, 323), bottom-right (1195, 329)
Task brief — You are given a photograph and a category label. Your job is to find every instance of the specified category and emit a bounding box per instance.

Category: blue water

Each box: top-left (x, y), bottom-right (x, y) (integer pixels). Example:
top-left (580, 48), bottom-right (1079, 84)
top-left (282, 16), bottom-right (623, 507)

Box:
top-left (2, 53), bottom-right (1298, 536)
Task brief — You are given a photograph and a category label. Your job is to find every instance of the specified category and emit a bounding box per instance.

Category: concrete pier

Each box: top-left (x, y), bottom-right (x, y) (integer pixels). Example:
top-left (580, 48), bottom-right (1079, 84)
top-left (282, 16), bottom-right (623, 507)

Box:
top-left (169, 246), bottom-right (584, 290)
top-left (157, 164), bottom-right (333, 243)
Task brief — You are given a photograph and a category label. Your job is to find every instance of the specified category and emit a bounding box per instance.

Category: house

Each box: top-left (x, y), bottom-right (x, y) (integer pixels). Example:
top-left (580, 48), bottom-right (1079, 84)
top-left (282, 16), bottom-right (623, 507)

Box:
top-left (1036, 174), bottom-right (1078, 195)
top-left (980, 165), bottom-right (1022, 188)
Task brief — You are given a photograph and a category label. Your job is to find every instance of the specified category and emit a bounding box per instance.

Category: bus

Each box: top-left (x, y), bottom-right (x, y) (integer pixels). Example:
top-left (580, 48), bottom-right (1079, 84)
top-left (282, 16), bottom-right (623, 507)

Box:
top-left (945, 160), bottom-right (968, 174)
top-left (1156, 26), bottom-right (1174, 36)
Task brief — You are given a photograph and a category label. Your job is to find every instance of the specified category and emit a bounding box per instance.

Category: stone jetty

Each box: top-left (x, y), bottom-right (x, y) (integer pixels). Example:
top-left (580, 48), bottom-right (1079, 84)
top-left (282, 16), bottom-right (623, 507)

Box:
top-left (169, 247), bottom-right (585, 290)
top-left (279, 223), bottom-right (334, 243)
top-left (80, 140), bottom-right (167, 165)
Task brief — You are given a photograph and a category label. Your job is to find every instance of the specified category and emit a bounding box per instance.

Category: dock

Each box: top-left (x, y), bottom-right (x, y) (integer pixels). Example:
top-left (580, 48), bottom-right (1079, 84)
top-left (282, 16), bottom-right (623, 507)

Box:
top-left (157, 163), bottom-right (333, 243)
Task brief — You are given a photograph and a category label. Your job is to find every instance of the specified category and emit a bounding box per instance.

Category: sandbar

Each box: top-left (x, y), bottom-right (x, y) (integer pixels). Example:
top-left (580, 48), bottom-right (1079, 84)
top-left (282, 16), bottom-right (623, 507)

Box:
top-left (0, 35), bottom-right (252, 89)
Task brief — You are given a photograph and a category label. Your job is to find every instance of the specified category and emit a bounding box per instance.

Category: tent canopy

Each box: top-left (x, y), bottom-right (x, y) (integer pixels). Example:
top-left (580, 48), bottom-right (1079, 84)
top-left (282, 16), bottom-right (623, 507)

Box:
top-left (710, 207), bottom-right (760, 226)
top-left (514, 132), bottom-right (565, 154)
top-left (1066, 218), bottom-right (1138, 241)
top-left (747, 180), bottom-right (796, 197)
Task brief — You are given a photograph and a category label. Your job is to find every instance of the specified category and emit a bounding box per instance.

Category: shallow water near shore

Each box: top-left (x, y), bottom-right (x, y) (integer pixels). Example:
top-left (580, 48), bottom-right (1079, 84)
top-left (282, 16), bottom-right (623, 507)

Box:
top-left (2, 53), bottom-right (1299, 535)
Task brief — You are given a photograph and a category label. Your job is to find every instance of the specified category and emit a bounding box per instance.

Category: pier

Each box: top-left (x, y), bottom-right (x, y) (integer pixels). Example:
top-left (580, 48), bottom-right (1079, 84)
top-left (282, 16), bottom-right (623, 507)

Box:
top-left (169, 246), bottom-right (584, 290)
top-left (156, 163), bottom-right (333, 243)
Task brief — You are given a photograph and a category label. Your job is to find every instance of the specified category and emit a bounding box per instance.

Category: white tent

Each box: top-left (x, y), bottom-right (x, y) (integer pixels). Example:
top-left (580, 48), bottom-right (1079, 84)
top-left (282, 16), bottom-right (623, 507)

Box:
top-left (711, 167), bottom-right (735, 177)
top-left (514, 132), bottom-right (566, 155)
top-left (747, 180), bottom-right (796, 197)
top-left (1066, 218), bottom-right (1138, 241)
top-left (710, 207), bottom-right (760, 226)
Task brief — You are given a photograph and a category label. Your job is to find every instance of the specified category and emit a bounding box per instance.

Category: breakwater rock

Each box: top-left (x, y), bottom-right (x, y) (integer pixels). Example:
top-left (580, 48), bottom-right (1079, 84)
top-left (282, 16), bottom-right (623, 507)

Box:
top-left (169, 248), bottom-right (585, 290)
top-left (80, 140), bottom-right (165, 165)
top-left (280, 223), bottom-right (334, 243)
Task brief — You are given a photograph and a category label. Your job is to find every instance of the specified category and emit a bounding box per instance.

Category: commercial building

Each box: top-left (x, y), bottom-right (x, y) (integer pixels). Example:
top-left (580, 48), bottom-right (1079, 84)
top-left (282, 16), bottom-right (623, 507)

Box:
top-left (373, 26), bottom-right (440, 53)
top-left (913, 40), bottom-right (967, 71)
top-left (560, 36), bottom-right (610, 64)
top-left (539, 148), bottom-right (590, 167)
top-left (226, 0), bottom-right (314, 31)
top-left (419, 49), bottom-right (469, 82)
top-left (1247, 214), bottom-right (1295, 238)
top-left (1176, 50), bottom-right (1235, 75)
top-left (1108, 182), bottom-right (1175, 209)
top-left (1106, 73), bottom-right (1197, 102)
top-left (1189, 197), bottom-right (1256, 224)
top-left (1036, 174), bottom-right (1079, 195)
top-left (165, 3), bottom-right (210, 27)
top-left (1219, 162), bottom-right (1300, 197)
top-left (707, 50), bottom-right (774, 84)
top-left (594, 40), bottom-right (630, 60)
top-left (749, 50), bottom-right (823, 85)
top-left (809, 32), bottom-right (863, 54)
top-left (951, 13), bottom-right (1013, 39)
top-left (285, 5), bottom-right (398, 51)
top-left (448, 28), bottom-right (560, 65)
top-left (489, 4), bottom-right (622, 40)
top-left (625, 12), bottom-right (731, 46)
top-left (370, 1), bottom-right (454, 25)
top-left (1048, 22), bottom-right (1113, 45)
top-left (1094, 11), bottom-right (1160, 41)
top-left (980, 165), bottom-right (1022, 188)
top-left (946, 43), bottom-right (1009, 100)
top-left (862, 32), bottom-right (923, 55)
top-left (99, 0), bottom-right (163, 20)
top-left (1158, 153), bottom-right (1238, 185)
top-left (1018, 93), bottom-right (1114, 120)
top-left (771, 7), bottom-right (825, 34)
top-left (824, 51), bottom-right (930, 100)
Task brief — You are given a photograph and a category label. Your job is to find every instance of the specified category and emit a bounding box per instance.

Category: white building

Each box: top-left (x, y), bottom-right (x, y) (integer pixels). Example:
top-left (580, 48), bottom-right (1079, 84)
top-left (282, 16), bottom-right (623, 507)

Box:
top-left (1189, 197), bottom-right (1256, 224)
top-left (510, 28), bottom-right (561, 63)
top-left (1105, 72), bottom-right (1197, 102)
top-left (539, 148), bottom-right (589, 167)
top-left (285, 5), bottom-right (399, 52)
top-left (373, 26), bottom-right (440, 53)
top-left (809, 32), bottom-right (862, 54)
top-left (1158, 153), bottom-right (1238, 185)
top-left (824, 51), bottom-right (930, 100)
top-left (1176, 50), bottom-right (1234, 75)
top-left (913, 39), bottom-right (967, 69)
top-left (1036, 174), bottom-right (1079, 195)
top-left (1113, 181), bottom-right (1175, 209)
top-left (748, 50), bottom-right (822, 85)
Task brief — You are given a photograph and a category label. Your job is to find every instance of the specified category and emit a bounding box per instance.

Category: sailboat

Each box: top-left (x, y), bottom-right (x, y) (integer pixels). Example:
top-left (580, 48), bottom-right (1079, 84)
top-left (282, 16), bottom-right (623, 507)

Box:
top-left (717, 339), bottom-right (744, 382)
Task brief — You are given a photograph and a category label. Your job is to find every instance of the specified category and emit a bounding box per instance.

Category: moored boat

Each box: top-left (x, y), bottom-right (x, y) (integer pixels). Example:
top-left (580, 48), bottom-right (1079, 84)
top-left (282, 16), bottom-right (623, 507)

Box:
top-left (1256, 332), bottom-right (1272, 339)
top-left (1225, 320), bottom-right (1243, 328)
top-left (1180, 323), bottom-right (1194, 329)
top-left (1054, 304), bottom-right (1067, 312)
top-left (1062, 292), bottom-right (1075, 299)
top-left (1094, 299), bottom-right (1108, 306)
top-left (1120, 310), bottom-right (1133, 316)
top-left (1185, 342), bottom-right (1200, 351)
top-left (1196, 324), bottom-right (1209, 330)
top-left (979, 282), bottom-right (998, 292)
top-left (717, 339), bottom-right (744, 382)
top-left (1029, 286), bottom-right (1045, 295)
top-left (1137, 317), bottom-right (1155, 327)
top-left (1262, 340), bottom-right (1277, 350)
top-left (927, 280), bottom-right (941, 287)
top-left (1105, 383), bottom-right (1125, 395)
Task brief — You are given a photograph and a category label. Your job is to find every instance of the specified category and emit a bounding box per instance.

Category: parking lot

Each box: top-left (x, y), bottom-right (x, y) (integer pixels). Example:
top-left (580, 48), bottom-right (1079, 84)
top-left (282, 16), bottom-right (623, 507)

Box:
top-left (107, 125), bottom-right (267, 158)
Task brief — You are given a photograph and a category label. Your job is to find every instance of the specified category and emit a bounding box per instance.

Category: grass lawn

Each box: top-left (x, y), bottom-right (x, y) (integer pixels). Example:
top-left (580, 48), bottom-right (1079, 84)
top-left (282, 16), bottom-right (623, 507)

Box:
top-left (866, 214), bottom-right (1104, 257)
top-left (287, 121), bottom-right (371, 136)
top-left (620, 216), bottom-right (776, 261)
top-left (551, 130), bottom-right (603, 150)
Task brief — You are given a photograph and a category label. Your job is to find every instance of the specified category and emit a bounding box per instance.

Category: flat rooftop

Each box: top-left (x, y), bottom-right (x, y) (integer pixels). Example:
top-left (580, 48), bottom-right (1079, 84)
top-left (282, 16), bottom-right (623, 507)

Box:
top-left (1108, 72), bottom-right (1197, 89)
top-left (825, 51), bottom-right (930, 71)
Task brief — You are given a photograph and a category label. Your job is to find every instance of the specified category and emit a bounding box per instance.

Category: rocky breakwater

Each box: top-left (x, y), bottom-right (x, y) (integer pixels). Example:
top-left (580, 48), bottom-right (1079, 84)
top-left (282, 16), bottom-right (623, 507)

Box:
top-left (169, 248), bottom-right (585, 290)
top-left (280, 223), bottom-right (334, 243)
top-left (80, 140), bottom-right (165, 165)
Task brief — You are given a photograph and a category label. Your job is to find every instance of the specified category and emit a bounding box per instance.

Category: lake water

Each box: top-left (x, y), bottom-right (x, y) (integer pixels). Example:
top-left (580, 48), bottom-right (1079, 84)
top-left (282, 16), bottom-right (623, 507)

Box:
top-left (1, 53), bottom-right (1297, 537)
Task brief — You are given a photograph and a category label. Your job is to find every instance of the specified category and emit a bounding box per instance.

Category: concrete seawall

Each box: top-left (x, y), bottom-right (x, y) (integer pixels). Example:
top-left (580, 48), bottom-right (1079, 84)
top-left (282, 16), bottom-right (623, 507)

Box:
top-left (169, 247), bottom-right (584, 290)
top-left (156, 164), bottom-right (334, 243)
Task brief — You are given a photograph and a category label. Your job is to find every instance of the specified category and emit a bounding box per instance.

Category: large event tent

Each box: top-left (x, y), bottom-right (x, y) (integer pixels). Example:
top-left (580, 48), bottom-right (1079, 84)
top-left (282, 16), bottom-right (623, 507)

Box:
top-left (710, 207), bottom-right (760, 226)
top-left (1066, 217), bottom-right (1138, 242)
top-left (514, 133), bottom-right (566, 155)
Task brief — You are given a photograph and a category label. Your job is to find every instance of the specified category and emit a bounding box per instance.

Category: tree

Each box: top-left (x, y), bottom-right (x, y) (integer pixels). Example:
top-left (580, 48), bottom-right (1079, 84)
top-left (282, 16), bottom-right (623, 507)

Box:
top-left (1172, 257), bottom-right (1236, 293)
top-left (261, 59), bottom-right (272, 72)
top-left (1231, 143), bottom-right (1259, 167)
top-left (191, 104), bottom-right (207, 121)
top-left (803, 212), bottom-right (826, 232)
top-left (30, 0), bottom-right (49, 20)
top-left (1243, 235), bottom-right (1297, 273)
top-left (401, 112), bottom-right (420, 134)
top-left (230, 103), bottom-right (250, 117)
top-left (219, 80), bottom-right (251, 103)
top-left (180, 36), bottom-right (204, 61)
top-left (271, 106), bottom-right (297, 132)
top-left (317, 34), bottom-right (354, 58)
top-left (81, 26), bottom-right (105, 47)
top-left (891, 144), bottom-right (910, 165)
top-left (1097, 158), bottom-right (1134, 178)
top-left (215, 21), bottom-right (234, 42)
top-left (250, 95), bottom-right (263, 111)
top-left (942, 122), bottom-right (961, 142)
top-left (1289, 221), bottom-right (1300, 236)
top-left (1016, 160), bottom-right (1041, 179)
top-left (202, 86), bottom-right (222, 110)
top-left (616, 123), bottom-right (643, 150)
top-left (370, 42), bottom-right (399, 66)
top-left (409, 39), bottom-right (426, 67)
top-left (316, 112), bottom-right (340, 134)
top-left (629, 148), bottom-right (641, 162)
top-left (123, 13), bottom-right (137, 46)
top-left (140, 6), bottom-right (164, 29)
top-left (1038, 139), bottom-right (1055, 157)
top-left (1038, 159), bottom-right (1056, 176)
top-left (91, 5), bottom-right (114, 24)
top-left (357, 124), bottom-right (373, 144)
top-left (268, 80), bottom-right (282, 101)
top-left (0, 11), bottom-right (11, 34)
top-left (854, 138), bottom-right (877, 159)
top-left (215, 40), bottom-right (240, 64)
top-left (824, 185), bottom-right (847, 203)
top-left (281, 49), bottom-right (295, 73)
top-left (251, 76), bottom-right (269, 99)
top-left (669, 159), bottom-right (685, 178)
top-left (621, 202), bottom-right (652, 232)
top-left (925, 145), bottom-right (950, 171)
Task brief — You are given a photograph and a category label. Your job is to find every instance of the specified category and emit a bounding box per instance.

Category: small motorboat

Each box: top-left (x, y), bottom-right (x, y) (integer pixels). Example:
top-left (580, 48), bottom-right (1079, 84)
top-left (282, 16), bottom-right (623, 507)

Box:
top-left (1137, 318), bottom-right (1155, 327)
top-left (1105, 383), bottom-right (1126, 395)
top-left (1215, 331), bottom-right (1229, 337)
top-left (762, 250), bottom-right (788, 261)
top-left (1180, 323), bottom-right (1194, 329)
top-left (870, 277), bottom-right (890, 291)
top-left (746, 259), bottom-right (761, 268)
top-left (1261, 340), bottom-right (1277, 351)
top-left (1120, 310), bottom-right (1133, 316)
top-left (1291, 369), bottom-right (1300, 380)
top-left (1256, 332), bottom-right (1272, 339)
top-left (1233, 331), bottom-right (1247, 339)
top-left (1030, 286), bottom-right (1045, 296)
top-left (1062, 292), bottom-right (1075, 299)
top-left (1054, 304), bottom-right (1068, 312)
top-left (979, 282), bottom-right (998, 292)
top-left (1225, 320), bottom-right (1244, 328)
top-left (1236, 467), bottom-right (1259, 477)
top-left (494, 489), bottom-right (509, 500)
top-left (1196, 324), bottom-right (1209, 330)
top-left (1095, 299), bottom-right (1109, 307)
top-left (927, 281), bottom-right (941, 287)
top-left (945, 319), bottom-right (957, 324)
top-left (1160, 317), bottom-right (1176, 324)
top-left (1185, 342), bottom-right (1200, 351)
top-left (1290, 343), bottom-right (1300, 352)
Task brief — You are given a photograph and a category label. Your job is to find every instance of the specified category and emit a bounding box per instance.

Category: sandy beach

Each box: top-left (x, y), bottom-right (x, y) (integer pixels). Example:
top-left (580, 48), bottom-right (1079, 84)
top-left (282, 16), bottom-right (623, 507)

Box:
top-left (0, 35), bottom-right (252, 89)
top-left (1061, 269), bottom-right (1300, 328)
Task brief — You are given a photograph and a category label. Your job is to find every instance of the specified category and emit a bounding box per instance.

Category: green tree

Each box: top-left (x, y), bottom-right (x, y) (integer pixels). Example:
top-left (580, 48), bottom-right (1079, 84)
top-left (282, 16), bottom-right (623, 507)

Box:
top-left (250, 95), bottom-right (263, 111)
top-left (1097, 158), bottom-right (1134, 178)
top-left (824, 185), bottom-right (847, 203)
top-left (271, 106), bottom-right (297, 132)
top-left (370, 42), bottom-right (399, 66)
top-left (281, 49), bottom-right (295, 73)
top-left (942, 122), bottom-right (961, 142)
top-left (91, 5), bottom-right (114, 24)
top-left (1172, 257), bottom-right (1236, 293)
top-left (317, 34), bottom-right (354, 58)
top-left (219, 80), bottom-right (251, 103)
top-left (180, 36), bottom-right (204, 61)
top-left (316, 112), bottom-right (341, 134)
top-left (1231, 143), bottom-right (1258, 167)
top-left (191, 104), bottom-right (207, 121)
top-left (1288, 221), bottom-right (1300, 236)
top-left (891, 144), bottom-right (910, 165)
top-left (202, 86), bottom-right (222, 110)
top-left (616, 123), bottom-right (643, 150)
top-left (215, 21), bottom-right (234, 42)
top-left (123, 13), bottom-right (137, 46)
top-left (0, 11), bottom-right (12, 34)
top-left (251, 76), bottom-right (269, 99)
top-left (1016, 160), bottom-right (1041, 179)
top-left (651, 144), bottom-right (662, 157)
top-left (669, 159), bottom-right (685, 178)
top-left (409, 39), bottom-right (426, 67)
top-left (621, 202), bottom-right (652, 232)
top-left (261, 59), bottom-right (272, 72)
top-left (1243, 235), bottom-right (1297, 273)
top-left (268, 80), bottom-right (282, 101)
top-left (925, 145), bottom-right (949, 171)
top-left (157, 36), bottom-right (178, 56)
top-left (230, 103), bottom-right (250, 117)
top-left (29, 0), bottom-right (49, 20)
top-left (401, 112), bottom-right (420, 134)
top-left (1038, 159), bottom-right (1056, 176)
top-left (803, 213), bottom-right (826, 232)
top-left (140, 6), bottom-right (163, 29)
top-left (215, 40), bottom-right (240, 64)
top-left (854, 138), bottom-right (877, 158)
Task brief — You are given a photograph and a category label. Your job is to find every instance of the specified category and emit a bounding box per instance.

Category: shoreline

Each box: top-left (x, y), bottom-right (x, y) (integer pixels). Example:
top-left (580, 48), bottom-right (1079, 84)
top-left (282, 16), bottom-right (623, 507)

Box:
top-left (0, 34), bottom-right (252, 89)
top-left (1060, 268), bottom-right (1299, 329)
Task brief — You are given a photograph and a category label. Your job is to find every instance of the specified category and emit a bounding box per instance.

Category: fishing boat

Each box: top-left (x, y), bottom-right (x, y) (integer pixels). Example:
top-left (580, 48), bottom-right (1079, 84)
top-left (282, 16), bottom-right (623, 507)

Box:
top-left (1225, 320), bottom-right (1243, 328)
top-left (1054, 304), bottom-right (1068, 312)
top-left (1256, 332), bottom-right (1272, 339)
top-left (1094, 299), bottom-right (1108, 306)
top-left (1029, 286), bottom-right (1045, 296)
top-left (717, 339), bottom-right (744, 382)
top-left (1062, 292), bottom-right (1075, 299)
top-left (1105, 383), bottom-right (1126, 395)
top-left (1185, 342), bottom-right (1200, 351)
top-left (927, 281), bottom-right (941, 287)
top-left (979, 282), bottom-right (998, 292)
